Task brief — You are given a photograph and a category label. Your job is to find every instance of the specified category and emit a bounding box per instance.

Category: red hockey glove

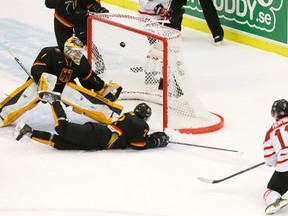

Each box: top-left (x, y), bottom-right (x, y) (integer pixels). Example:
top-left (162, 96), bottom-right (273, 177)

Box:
top-left (154, 4), bottom-right (169, 17)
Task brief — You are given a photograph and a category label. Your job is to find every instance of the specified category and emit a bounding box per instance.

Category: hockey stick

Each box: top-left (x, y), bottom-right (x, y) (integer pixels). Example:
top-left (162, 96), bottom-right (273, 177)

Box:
top-left (7, 49), bottom-right (36, 83)
top-left (169, 141), bottom-right (242, 154)
top-left (197, 162), bottom-right (265, 184)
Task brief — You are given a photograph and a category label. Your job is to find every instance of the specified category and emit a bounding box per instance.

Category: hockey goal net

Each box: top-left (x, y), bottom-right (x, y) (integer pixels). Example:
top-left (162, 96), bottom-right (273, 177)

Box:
top-left (87, 13), bottom-right (224, 134)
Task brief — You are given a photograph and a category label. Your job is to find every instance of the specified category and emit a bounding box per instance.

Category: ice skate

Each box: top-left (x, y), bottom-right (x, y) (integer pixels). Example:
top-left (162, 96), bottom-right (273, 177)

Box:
top-left (13, 121), bottom-right (33, 141)
top-left (38, 91), bottom-right (61, 104)
top-left (265, 198), bottom-right (288, 215)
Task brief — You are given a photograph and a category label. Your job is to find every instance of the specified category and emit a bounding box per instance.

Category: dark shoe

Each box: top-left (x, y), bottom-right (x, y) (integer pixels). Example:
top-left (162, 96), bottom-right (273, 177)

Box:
top-left (214, 35), bottom-right (224, 46)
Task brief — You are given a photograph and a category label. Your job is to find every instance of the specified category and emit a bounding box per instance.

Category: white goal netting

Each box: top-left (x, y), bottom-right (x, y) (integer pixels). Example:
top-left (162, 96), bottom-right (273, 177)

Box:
top-left (87, 14), bottom-right (224, 134)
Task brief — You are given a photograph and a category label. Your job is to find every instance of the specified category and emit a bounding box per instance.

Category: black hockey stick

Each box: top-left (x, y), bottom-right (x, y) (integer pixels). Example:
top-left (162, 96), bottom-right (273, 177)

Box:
top-left (197, 162), bottom-right (265, 184)
top-left (169, 141), bottom-right (242, 154)
top-left (7, 49), bottom-right (36, 83)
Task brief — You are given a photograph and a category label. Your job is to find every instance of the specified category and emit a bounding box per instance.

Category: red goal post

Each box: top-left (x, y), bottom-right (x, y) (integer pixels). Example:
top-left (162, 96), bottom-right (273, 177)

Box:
top-left (87, 13), bottom-right (224, 134)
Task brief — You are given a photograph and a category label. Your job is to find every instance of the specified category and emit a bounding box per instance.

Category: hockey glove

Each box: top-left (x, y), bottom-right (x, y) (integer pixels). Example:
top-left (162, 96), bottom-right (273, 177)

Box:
top-left (90, 2), bottom-right (109, 13)
top-left (154, 4), bottom-right (170, 17)
top-left (96, 7), bottom-right (109, 13)
top-left (149, 132), bottom-right (170, 148)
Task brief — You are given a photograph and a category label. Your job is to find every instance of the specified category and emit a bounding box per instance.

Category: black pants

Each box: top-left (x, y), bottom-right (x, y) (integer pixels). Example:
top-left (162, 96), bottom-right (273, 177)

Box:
top-left (199, 0), bottom-right (224, 38)
top-left (54, 18), bottom-right (88, 47)
top-left (268, 171), bottom-right (288, 196)
top-left (32, 102), bottom-right (112, 150)
top-left (165, 0), bottom-right (187, 31)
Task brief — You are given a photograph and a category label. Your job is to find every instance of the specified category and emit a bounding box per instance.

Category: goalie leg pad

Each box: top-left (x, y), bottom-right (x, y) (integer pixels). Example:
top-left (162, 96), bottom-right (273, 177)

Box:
top-left (72, 106), bottom-right (113, 125)
top-left (0, 79), bottom-right (39, 127)
top-left (100, 82), bottom-right (122, 102)
top-left (61, 82), bottom-right (123, 124)
top-left (38, 73), bottom-right (58, 93)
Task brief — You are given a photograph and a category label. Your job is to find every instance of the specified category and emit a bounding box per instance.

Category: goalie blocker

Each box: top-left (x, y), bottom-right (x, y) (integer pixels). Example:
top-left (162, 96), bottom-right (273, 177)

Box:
top-left (0, 73), bottom-right (123, 127)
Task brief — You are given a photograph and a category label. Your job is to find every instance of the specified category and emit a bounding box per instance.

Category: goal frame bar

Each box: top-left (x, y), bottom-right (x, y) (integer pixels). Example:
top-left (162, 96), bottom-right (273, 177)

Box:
top-left (87, 14), bottom-right (224, 134)
top-left (87, 14), bottom-right (169, 130)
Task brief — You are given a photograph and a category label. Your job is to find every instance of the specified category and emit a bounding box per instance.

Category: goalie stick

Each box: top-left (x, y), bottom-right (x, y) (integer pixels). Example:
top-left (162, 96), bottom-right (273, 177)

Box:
top-left (197, 162), bottom-right (265, 184)
top-left (7, 49), bottom-right (36, 83)
top-left (169, 141), bottom-right (242, 154)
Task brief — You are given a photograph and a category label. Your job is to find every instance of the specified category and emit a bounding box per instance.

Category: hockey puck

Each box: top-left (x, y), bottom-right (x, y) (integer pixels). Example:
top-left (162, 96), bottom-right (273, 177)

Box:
top-left (120, 42), bottom-right (126, 47)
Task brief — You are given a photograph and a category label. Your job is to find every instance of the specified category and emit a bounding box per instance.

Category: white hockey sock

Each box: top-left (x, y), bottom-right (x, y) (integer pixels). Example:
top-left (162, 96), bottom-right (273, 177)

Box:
top-left (263, 189), bottom-right (281, 206)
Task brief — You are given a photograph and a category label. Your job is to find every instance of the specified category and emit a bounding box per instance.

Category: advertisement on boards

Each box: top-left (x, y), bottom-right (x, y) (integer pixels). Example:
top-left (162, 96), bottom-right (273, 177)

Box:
top-left (184, 0), bottom-right (287, 44)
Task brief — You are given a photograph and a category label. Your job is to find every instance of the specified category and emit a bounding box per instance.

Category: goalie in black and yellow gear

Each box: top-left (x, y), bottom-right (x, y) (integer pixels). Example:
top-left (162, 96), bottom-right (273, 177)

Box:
top-left (0, 36), bottom-right (122, 127)
top-left (32, 36), bottom-right (122, 99)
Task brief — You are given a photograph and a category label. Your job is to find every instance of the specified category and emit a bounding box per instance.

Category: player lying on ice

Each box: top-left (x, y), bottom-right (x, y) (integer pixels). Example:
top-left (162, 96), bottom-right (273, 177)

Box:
top-left (0, 36), bottom-right (122, 127)
top-left (13, 90), bottom-right (169, 151)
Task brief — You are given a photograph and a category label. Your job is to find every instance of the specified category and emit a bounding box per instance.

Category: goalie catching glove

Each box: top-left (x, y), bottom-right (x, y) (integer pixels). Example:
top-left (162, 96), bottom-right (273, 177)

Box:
top-left (148, 132), bottom-right (169, 148)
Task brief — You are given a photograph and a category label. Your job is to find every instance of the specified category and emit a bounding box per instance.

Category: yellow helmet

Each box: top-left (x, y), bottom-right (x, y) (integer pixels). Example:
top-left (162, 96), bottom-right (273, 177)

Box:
top-left (64, 36), bottom-right (84, 65)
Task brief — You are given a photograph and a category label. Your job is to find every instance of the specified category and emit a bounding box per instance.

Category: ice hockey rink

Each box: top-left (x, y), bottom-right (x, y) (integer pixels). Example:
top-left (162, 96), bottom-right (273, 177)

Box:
top-left (0, 1), bottom-right (288, 216)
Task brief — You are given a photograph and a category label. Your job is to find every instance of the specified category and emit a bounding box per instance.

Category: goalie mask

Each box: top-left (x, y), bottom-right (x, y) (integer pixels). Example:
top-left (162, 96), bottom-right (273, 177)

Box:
top-left (64, 36), bottom-right (84, 65)
top-left (271, 99), bottom-right (288, 120)
top-left (134, 103), bottom-right (152, 121)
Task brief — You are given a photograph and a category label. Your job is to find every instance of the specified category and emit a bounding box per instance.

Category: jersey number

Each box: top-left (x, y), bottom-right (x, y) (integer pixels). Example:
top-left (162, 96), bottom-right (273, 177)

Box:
top-left (275, 125), bottom-right (288, 148)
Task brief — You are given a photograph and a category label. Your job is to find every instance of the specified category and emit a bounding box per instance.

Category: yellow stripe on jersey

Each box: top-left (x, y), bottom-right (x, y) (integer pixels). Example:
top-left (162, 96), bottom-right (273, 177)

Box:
top-left (81, 70), bottom-right (92, 80)
top-left (109, 125), bottom-right (123, 136)
top-left (41, 53), bottom-right (47, 59)
top-left (87, 3), bottom-right (93, 9)
top-left (32, 61), bottom-right (46, 67)
top-left (54, 11), bottom-right (74, 27)
top-left (130, 142), bottom-right (146, 147)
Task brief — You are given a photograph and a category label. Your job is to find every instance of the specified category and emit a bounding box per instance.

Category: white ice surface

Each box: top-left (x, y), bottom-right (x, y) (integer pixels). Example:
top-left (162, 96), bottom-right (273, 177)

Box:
top-left (0, 1), bottom-right (288, 216)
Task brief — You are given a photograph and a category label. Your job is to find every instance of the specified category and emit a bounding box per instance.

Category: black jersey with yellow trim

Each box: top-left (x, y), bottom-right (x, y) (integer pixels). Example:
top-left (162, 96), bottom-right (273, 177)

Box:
top-left (45, 0), bottom-right (100, 26)
top-left (31, 46), bottom-right (104, 92)
top-left (111, 111), bottom-right (154, 150)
